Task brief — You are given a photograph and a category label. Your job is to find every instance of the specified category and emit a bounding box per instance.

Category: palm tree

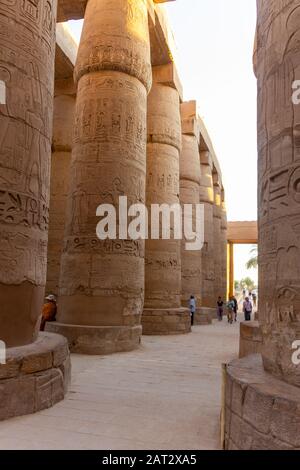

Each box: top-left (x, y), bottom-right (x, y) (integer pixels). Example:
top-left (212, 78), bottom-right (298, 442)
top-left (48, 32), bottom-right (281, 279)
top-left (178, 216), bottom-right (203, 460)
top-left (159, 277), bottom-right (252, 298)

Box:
top-left (246, 245), bottom-right (258, 270)
top-left (240, 277), bottom-right (256, 292)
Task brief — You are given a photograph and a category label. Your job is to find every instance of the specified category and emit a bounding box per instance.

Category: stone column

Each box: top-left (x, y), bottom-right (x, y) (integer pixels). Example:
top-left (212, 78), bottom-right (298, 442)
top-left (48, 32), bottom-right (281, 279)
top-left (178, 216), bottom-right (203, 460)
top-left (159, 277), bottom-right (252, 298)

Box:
top-left (256, 0), bottom-right (300, 387)
top-left (47, 0), bottom-right (152, 354)
top-left (225, 1), bottom-right (300, 450)
top-left (213, 170), bottom-right (222, 302)
top-left (199, 151), bottom-right (215, 317)
top-left (220, 189), bottom-right (228, 302)
top-left (142, 64), bottom-right (190, 335)
top-left (46, 80), bottom-right (76, 296)
top-left (0, 0), bottom-right (70, 421)
top-left (180, 102), bottom-right (202, 319)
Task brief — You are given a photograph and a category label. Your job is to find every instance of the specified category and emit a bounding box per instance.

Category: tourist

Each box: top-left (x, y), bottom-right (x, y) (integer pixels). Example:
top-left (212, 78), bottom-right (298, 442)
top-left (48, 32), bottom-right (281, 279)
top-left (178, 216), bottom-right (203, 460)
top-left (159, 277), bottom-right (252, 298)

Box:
top-left (232, 295), bottom-right (238, 322)
top-left (40, 295), bottom-right (57, 331)
top-left (226, 297), bottom-right (235, 324)
top-left (243, 297), bottom-right (253, 321)
top-left (242, 288), bottom-right (246, 299)
top-left (252, 291), bottom-right (257, 307)
top-left (217, 297), bottom-right (224, 321)
top-left (189, 295), bottom-right (196, 326)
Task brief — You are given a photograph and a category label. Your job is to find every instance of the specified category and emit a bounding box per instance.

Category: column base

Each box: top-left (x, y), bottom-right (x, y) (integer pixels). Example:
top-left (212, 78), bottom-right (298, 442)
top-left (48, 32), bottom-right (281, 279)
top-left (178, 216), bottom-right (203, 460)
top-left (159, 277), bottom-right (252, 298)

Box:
top-left (225, 354), bottom-right (300, 450)
top-left (142, 308), bottom-right (191, 335)
top-left (194, 309), bottom-right (213, 325)
top-left (198, 307), bottom-right (216, 322)
top-left (46, 322), bottom-right (142, 355)
top-left (0, 332), bottom-right (70, 421)
top-left (239, 321), bottom-right (262, 358)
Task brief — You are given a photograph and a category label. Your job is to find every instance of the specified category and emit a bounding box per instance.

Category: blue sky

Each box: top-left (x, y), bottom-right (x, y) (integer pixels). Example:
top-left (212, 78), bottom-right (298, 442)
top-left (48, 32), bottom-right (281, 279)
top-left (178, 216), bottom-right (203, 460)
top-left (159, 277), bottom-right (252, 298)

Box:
top-left (67, 0), bottom-right (258, 282)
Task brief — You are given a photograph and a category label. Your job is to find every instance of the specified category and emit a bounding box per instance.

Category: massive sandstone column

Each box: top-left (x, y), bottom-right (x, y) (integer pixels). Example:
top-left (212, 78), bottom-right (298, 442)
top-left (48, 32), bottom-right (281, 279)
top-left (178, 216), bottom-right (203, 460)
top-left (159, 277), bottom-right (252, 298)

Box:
top-left (256, 0), bottom-right (300, 387)
top-left (199, 151), bottom-right (216, 315)
top-left (142, 64), bottom-right (190, 335)
top-left (46, 83), bottom-right (75, 295)
top-left (180, 102), bottom-right (202, 311)
top-left (213, 170), bottom-right (222, 301)
top-left (225, 1), bottom-right (300, 450)
top-left (0, 0), bottom-right (70, 421)
top-left (220, 189), bottom-right (228, 302)
top-left (47, 0), bottom-right (152, 354)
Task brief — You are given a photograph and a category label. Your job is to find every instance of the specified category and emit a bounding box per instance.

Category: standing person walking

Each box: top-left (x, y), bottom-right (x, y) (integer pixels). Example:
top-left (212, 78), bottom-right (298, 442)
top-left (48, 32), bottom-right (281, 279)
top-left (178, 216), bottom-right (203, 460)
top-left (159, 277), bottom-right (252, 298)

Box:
top-left (243, 297), bottom-right (253, 321)
top-left (217, 297), bottom-right (224, 321)
top-left (226, 297), bottom-right (235, 324)
top-left (232, 295), bottom-right (238, 322)
top-left (189, 295), bottom-right (196, 326)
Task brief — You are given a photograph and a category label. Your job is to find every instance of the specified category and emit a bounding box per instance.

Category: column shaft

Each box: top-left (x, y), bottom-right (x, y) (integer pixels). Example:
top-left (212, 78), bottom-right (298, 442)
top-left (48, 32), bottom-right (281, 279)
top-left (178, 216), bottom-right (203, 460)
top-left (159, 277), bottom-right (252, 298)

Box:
top-left (0, 0), bottom-right (57, 347)
top-left (49, 0), bottom-right (152, 354)
top-left (46, 89), bottom-right (75, 296)
top-left (257, 0), bottom-right (300, 386)
top-left (199, 152), bottom-right (215, 310)
top-left (143, 65), bottom-right (190, 335)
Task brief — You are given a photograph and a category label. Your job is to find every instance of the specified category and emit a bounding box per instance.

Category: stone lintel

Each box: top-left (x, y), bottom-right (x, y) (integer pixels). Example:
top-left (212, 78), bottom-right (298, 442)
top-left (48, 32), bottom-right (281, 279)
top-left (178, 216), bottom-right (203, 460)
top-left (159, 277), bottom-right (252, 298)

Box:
top-left (181, 101), bottom-right (200, 140)
top-left (55, 23), bottom-right (77, 83)
top-left (227, 221), bottom-right (258, 244)
top-left (225, 354), bottom-right (300, 450)
top-left (152, 63), bottom-right (183, 100)
top-left (0, 333), bottom-right (70, 421)
top-left (198, 116), bottom-right (222, 183)
top-left (200, 150), bottom-right (213, 168)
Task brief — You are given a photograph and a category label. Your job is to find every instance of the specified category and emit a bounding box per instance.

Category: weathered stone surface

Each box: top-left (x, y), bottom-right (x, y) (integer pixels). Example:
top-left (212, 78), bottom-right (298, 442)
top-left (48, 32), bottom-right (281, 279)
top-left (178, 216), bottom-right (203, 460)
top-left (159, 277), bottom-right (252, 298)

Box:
top-left (56, 0), bottom-right (151, 351)
top-left (143, 64), bottom-right (189, 334)
top-left (239, 321), bottom-right (263, 359)
top-left (256, 0), bottom-right (300, 387)
top-left (0, 333), bottom-right (70, 421)
top-left (180, 104), bottom-right (202, 308)
top-left (46, 323), bottom-right (142, 354)
top-left (142, 309), bottom-right (191, 335)
top-left (194, 311), bottom-right (212, 326)
top-left (225, 354), bottom-right (300, 450)
top-left (220, 191), bottom-right (228, 302)
top-left (213, 170), bottom-right (222, 300)
top-left (199, 152), bottom-right (215, 309)
top-left (46, 94), bottom-right (75, 296)
top-left (0, 0), bottom-right (57, 347)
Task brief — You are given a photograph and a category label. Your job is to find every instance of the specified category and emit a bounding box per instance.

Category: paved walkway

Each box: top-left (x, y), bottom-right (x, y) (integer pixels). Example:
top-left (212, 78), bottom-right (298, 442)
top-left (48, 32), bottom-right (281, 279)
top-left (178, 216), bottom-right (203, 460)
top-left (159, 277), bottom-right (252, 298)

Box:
top-left (0, 317), bottom-right (241, 450)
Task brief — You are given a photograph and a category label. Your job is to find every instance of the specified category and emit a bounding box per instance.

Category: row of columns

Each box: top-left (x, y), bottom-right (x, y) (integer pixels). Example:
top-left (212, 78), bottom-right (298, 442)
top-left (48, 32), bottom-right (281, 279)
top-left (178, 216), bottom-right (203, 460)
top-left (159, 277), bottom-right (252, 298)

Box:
top-left (0, 0), bottom-right (227, 360)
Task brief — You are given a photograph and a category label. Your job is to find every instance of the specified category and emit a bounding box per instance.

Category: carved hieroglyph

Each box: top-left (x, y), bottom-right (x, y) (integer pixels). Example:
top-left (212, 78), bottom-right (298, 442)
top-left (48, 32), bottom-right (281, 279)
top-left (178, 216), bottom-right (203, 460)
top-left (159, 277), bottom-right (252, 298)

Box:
top-left (58, 0), bottom-right (151, 332)
top-left (144, 70), bottom-right (182, 309)
top-left (0, 0), bottom-right (57, 347)
top-left (180, 134), bottom-right (202, 306)
top-left (213, 171), bottom-right (222, 300)
top-left (257, 0), bottom-right (300, 387)
top-left (46, 93), bottom-right (75, 296)
top-left (199, 151), bottom-right (215, 308)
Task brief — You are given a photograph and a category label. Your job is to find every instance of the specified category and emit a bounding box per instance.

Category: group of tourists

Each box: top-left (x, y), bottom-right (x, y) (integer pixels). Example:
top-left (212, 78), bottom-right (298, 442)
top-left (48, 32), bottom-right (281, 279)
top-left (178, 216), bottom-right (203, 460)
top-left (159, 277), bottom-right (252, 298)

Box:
top-left (189, 293), bottom-right (254, 326)
top-left (216, 295), bottom-right (253, 323)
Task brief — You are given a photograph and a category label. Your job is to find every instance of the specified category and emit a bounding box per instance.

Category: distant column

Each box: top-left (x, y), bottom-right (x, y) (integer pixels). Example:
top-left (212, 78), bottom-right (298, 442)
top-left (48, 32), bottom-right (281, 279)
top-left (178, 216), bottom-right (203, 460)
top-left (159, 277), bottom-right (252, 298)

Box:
top-left (46, 81), bottom-right (76, 296)
top-left (142, 64), bottom-right (190, 335)
top-left (220, 188), bottom-right (228, 301)
top-left (180, 102), bottom-right (202, 310)
top-left (199, 151), bottom-right (215, 316)
top-left (213, 170), bottom-right (222, 302)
